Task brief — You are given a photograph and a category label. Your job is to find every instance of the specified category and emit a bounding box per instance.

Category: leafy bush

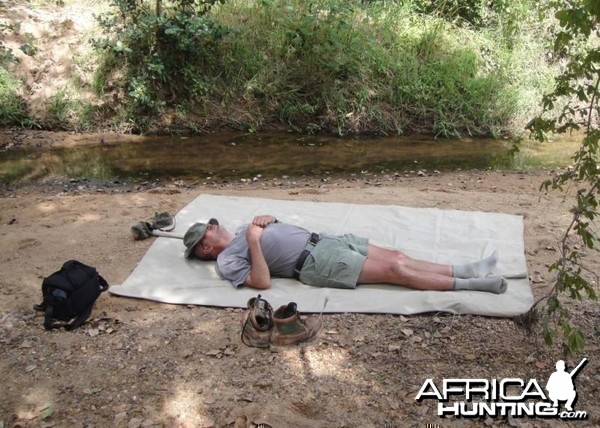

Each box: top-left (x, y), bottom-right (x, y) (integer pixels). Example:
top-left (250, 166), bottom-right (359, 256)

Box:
top-left (93, 0), bottom-right (228, 117)
top-left (93, 0), bottom-right (557, 135)
top-left (524, 0), bottom-right (600, 354)
top-left (208, 0), bottom-right (554, 135)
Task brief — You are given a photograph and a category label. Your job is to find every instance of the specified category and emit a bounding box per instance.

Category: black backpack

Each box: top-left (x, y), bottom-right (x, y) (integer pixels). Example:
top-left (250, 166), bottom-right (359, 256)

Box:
top-left (34, 260), bottom-right (109, 330)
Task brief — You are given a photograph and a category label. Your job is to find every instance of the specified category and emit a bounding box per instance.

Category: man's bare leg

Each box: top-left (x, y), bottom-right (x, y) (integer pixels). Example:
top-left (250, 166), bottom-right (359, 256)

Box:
top-left (367, 245), bottom-right (499, 279)
top-left (357, 257), bottom-right (454, 290)
top-left (360, 247), bottom-right (507, 293)
top-left (367, 244), bottom-right (452, 276)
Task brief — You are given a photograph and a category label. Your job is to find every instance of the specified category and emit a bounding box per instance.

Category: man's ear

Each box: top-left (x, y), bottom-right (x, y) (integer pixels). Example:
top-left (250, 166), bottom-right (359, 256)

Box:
top-left (194, 244), bottom-right (216, 261)
top-left (194, 243), bottom-right (210, 259)
top-left (203, 243), bottom-right (218, 258)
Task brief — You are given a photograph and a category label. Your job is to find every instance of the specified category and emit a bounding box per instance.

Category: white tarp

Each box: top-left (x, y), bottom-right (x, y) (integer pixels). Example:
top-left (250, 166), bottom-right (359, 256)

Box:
top-left (110, 194), bottom-right (532, 317)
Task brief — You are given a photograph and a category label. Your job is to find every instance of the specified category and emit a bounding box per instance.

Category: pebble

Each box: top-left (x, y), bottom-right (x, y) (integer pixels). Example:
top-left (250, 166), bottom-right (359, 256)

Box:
top-left (128, 417), bottom-right (143, 428)
top-left (114, 412), bottom-right (127, 425)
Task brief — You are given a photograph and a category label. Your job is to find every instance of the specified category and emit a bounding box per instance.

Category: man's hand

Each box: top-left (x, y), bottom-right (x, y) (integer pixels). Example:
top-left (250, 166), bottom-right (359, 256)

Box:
top-left (246, 223), bottom-right (264, 242)
top-left (251, 215), bottom-right (277, 228)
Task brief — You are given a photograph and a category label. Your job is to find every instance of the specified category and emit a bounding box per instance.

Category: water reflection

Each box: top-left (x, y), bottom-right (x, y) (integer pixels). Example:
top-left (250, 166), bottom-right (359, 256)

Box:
top-left (0, 131), bottom-right (580, 183)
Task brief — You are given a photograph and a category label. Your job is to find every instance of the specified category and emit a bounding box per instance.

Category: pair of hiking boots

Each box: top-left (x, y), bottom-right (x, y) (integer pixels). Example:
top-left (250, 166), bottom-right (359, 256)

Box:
top-left (241, 295), bottom-right (322, 350)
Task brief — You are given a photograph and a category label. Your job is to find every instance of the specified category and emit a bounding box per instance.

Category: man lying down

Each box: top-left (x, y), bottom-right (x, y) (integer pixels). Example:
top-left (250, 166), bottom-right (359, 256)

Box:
top-left (182, 215), bottom-right (507, 294)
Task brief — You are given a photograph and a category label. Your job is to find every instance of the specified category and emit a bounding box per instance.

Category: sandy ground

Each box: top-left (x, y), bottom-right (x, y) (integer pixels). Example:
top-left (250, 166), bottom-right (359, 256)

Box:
top-left (1, 141), bottom-right (600, 427)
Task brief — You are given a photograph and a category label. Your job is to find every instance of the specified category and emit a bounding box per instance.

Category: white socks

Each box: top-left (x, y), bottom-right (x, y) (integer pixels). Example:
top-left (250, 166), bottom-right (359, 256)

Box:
top-left (453, 277), bottom-right (507, 294)
top-left (452, 251), bottom-right (507, 294)
top-left (453, 251), bottom-right (498, 278)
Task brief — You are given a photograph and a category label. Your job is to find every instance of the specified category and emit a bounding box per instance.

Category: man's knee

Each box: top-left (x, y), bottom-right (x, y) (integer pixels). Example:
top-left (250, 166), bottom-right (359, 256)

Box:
top-left (385, 260), bottom-right (410, 282)
top-left (395, 250), bottom-right (409, 266)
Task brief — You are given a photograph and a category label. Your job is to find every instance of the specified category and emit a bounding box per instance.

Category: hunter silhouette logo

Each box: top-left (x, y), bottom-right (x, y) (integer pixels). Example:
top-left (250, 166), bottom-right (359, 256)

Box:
top-left (546, 358), bottom-right (587, 411)
top-left (415, 358), bottom-right (588, 420)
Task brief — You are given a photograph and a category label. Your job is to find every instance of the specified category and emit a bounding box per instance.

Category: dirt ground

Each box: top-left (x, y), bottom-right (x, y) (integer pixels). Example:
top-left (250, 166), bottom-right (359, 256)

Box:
top-left (1, 130), bottom-right (599, 428)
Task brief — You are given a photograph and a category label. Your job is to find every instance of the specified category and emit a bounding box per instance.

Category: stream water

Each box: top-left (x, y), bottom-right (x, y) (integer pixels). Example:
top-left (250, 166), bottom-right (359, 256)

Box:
top-left (0, 131), bottom-right (580, 183)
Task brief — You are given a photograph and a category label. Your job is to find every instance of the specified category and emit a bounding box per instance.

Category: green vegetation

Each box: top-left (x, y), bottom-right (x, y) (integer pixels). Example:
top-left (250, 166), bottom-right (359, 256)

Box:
top-left (45, 88), bottom-right (101, 131)
top-left (0, 22), bottom-right (29, 127)
top-left (0, 67), bottom-right (29, 127)
top-left (92, 0), bottom-right (229, 130)
top-left (0, 0), bottom-right (567, 135)
top-left (91, 0), bottom-right (556, 136)
top-left (522, 0), bottom-right (600, 354)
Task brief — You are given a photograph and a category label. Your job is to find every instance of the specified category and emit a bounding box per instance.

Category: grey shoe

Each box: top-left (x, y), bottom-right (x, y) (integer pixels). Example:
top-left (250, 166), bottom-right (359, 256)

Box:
top-left (131, 212), bottom-right (176, 240)
top-left (131, 221), bottom-right (153, 240)
top-left (152, 212), bottom-right (175, 231)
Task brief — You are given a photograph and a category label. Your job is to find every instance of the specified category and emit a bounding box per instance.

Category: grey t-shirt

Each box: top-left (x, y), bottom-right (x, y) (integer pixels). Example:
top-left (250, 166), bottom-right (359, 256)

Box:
top-left (216, 222), bottom-right (311, 288)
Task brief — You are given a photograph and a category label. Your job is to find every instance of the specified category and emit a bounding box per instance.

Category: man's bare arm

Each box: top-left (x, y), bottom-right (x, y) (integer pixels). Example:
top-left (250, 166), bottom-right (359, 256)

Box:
top-left (244, 223), bottom-right (271, 289)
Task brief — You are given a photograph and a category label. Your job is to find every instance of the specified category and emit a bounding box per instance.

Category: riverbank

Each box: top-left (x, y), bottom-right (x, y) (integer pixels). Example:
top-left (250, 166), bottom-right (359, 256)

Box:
top-left (1, 0), bottom-right (555, 136)
top-left (1, 167), bottom-right (599, 427)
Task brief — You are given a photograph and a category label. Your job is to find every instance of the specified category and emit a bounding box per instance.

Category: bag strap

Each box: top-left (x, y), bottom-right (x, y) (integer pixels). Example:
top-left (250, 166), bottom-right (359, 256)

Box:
top-left (64, 277), bottom-right (108, 330)
top-left (98, 274), bottom-right (109, 292)
top-left (65, 303), bottom-right (94, 331)
top-left (42, 303), bottom-right (95, 331)
top-left (44, 304), bottom-right (57, 331)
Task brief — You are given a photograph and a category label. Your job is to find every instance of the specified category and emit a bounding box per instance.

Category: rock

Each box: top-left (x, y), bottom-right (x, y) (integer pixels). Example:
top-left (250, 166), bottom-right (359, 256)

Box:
top-left (205, 350), bottom-right (222, 358)
top-left (531, 271), bottom-right (545, 283)
top-left (127, 417), bottom-right (143, 428)
top-left (114, 411), bottom-right (127, 426)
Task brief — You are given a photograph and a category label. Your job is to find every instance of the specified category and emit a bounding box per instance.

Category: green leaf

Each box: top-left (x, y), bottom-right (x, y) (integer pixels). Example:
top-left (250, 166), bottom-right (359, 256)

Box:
top-left (41, 405), bottom-right (54, 420)
top-left (567, 330), bottom-right (585, 354)
top-left (553, 31), bottom-right (572, 51)
top-left (547, 296), bottom-right (560, 313)
top-left (165, 27), bottom-right (180, 36)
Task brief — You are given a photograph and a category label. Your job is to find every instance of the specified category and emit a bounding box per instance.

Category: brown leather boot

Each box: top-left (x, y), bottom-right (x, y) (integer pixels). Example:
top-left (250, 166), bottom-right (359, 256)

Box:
top-left (269, 302), bottom-right (322, 350)
top-left (240, 295), bottom-right (273, 348)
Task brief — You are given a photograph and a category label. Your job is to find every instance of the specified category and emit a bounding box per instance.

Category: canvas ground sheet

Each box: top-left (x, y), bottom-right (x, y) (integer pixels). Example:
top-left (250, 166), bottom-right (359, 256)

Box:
top-left (110, 194), bottom-right (533, 317)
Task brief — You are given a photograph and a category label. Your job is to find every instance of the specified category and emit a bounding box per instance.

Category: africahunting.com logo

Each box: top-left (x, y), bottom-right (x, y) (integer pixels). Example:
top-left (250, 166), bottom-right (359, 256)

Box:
top-left (415, 358), bottom-right (588, 420)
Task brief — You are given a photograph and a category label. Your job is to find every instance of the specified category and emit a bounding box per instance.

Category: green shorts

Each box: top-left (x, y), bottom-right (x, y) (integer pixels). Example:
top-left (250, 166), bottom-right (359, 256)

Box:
top-left (298, 234), bottom-right (369, 289)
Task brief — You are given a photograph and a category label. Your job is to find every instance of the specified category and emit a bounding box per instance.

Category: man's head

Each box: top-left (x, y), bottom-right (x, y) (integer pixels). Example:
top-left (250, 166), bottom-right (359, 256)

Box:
top-left (184, 218), bottom-right (220, 260)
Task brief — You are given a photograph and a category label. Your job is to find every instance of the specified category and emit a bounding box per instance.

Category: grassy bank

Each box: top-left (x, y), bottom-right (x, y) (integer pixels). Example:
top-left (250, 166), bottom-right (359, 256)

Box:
top-left (209, 0), bottom-right (556, 137)
top-left (1, 0), bottom-right (558, 137)
top-left (0, 67), bottom-right (29, 127)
